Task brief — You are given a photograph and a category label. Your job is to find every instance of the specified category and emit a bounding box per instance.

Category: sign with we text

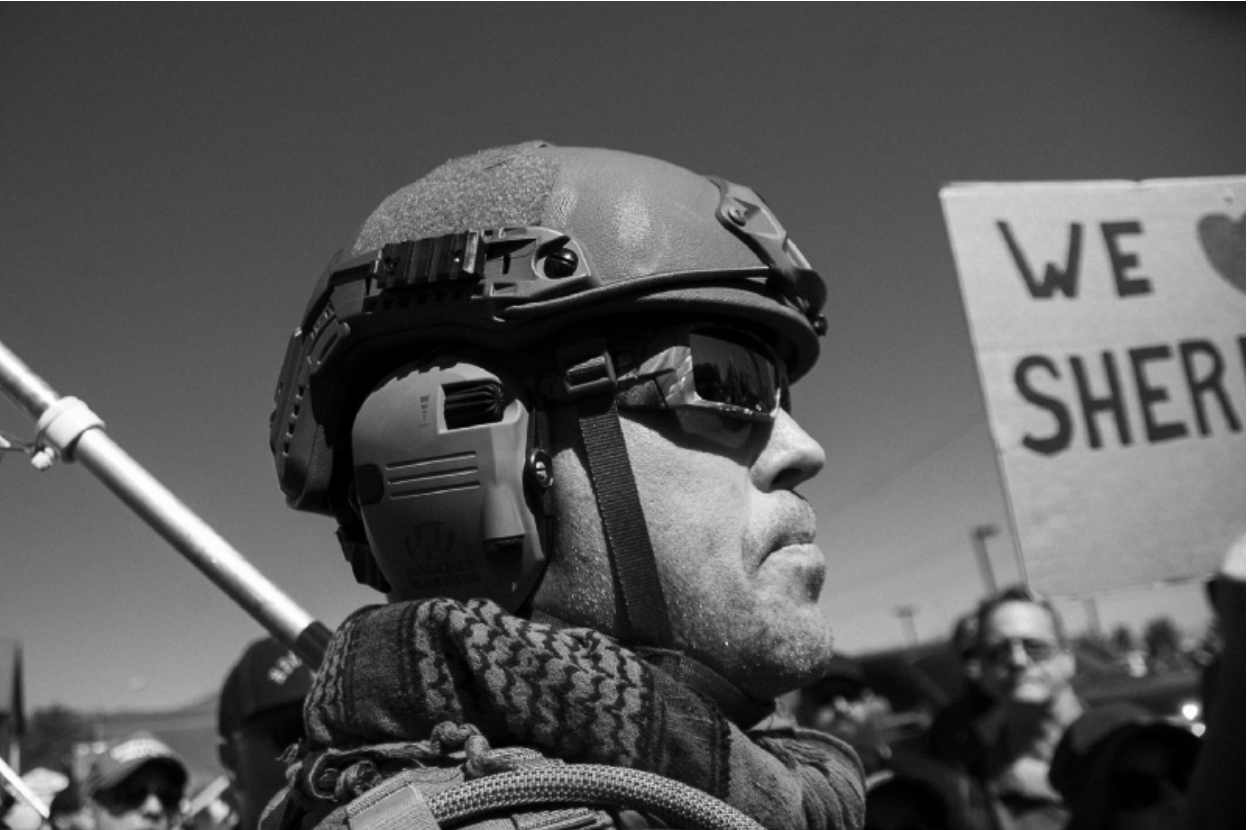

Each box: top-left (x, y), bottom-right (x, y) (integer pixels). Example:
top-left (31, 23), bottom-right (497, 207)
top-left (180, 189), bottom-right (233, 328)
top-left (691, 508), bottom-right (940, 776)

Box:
top-left (942, 178), bottom-right (1244, 597)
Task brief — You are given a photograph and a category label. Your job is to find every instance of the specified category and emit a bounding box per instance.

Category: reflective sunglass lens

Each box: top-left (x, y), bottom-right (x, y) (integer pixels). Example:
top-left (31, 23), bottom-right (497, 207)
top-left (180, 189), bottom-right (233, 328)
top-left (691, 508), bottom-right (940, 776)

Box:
top-left (688, 332), bottom-right (776, 415)
top-left (615, 327), bottom-right (784, 424)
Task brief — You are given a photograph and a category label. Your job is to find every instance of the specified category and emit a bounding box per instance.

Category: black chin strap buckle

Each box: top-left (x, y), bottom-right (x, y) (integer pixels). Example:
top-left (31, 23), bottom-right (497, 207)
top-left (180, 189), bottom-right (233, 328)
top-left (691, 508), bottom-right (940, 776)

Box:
top-left (555, 338), bottom-right (618, 401)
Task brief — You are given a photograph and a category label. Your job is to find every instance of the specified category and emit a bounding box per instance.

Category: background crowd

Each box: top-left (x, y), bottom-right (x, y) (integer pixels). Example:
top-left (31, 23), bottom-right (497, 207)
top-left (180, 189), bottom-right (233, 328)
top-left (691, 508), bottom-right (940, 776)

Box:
top-left (4, 541), bottom-right (1240, 830)
top-left (0, 9), bottom-right (1240, 830)
top-left (789, 543), bottom-right (1244, 830)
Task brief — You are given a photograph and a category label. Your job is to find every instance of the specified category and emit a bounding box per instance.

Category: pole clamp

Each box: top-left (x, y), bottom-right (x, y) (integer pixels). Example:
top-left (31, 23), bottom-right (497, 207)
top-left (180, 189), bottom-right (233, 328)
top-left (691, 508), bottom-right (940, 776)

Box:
top-left (35, 396), bottom-right (104, 465)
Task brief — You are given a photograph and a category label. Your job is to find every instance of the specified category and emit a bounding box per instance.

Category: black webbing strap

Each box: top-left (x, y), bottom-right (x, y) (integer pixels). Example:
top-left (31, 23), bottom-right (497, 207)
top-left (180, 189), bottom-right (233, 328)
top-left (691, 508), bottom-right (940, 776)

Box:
top-left (575, 394), bottom-right (674, 648)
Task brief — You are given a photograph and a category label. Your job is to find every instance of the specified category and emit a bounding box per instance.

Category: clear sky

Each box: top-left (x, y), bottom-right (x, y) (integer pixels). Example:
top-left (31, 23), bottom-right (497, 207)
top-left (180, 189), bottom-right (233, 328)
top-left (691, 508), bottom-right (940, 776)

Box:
top-left (1, 5), bottom-right (1242, 713)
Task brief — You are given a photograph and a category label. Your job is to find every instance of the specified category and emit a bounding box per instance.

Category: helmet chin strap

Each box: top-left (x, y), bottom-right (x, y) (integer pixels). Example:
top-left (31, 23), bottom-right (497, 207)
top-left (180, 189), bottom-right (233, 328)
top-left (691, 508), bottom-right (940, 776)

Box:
top-left (556, 342), bottom-right (775, 726)
top-left (573, 392), bottom-right (673, 648)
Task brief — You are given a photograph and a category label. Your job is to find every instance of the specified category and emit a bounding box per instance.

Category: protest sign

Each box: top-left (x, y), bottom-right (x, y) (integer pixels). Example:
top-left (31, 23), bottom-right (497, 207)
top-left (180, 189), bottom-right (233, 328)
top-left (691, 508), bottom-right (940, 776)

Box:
top-left (942, 178), bottom-right (1244, 597)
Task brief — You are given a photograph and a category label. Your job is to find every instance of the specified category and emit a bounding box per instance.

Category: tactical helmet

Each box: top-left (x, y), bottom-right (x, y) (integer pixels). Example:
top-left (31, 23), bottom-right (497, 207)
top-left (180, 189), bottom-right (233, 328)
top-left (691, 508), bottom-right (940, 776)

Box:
top-left (271, 142), bottom-right (826, 642)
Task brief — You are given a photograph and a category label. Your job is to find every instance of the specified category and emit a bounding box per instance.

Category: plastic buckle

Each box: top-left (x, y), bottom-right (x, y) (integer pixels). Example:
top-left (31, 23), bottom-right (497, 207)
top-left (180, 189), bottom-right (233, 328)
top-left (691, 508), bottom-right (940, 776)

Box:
top-left (708, 176), bottom-right (828, 333)
top-left (555, 338), bottom-right (617, 401)
top-left (35, 396), bottom-right (104, 463)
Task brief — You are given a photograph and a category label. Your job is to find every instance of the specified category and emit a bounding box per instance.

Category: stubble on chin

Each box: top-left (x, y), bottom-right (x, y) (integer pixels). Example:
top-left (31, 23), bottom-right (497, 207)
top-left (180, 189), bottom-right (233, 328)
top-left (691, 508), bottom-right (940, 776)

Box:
top-left (691, 592), bottom-right (838, 701)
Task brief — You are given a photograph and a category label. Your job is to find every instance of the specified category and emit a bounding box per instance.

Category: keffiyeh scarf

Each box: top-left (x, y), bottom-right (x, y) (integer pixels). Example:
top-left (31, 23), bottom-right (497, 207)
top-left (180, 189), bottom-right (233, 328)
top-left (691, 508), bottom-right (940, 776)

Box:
top-left (272, 598), bottom-right (864, 830)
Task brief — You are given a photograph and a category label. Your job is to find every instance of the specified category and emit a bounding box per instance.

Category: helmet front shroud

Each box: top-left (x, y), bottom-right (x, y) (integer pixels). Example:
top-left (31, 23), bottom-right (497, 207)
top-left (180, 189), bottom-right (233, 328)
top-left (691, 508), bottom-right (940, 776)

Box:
top-left (271, 141), bottom-right (826, 651)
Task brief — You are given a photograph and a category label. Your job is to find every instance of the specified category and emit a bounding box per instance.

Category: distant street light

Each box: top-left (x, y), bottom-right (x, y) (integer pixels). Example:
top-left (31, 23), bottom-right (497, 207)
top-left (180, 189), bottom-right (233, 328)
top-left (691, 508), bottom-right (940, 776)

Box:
top-left (1084, 596), bottom-right (1103, 641)
top-left (971, 524), bottom-right (999, 596)
top-left (895, 604), bottom-right (919, 648)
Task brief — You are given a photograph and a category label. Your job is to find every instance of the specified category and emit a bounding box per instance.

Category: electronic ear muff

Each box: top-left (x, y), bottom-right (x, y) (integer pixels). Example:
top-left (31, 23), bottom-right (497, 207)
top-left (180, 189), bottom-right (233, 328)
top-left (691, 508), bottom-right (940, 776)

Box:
top-left (349, 356), bottom-right (550, 611)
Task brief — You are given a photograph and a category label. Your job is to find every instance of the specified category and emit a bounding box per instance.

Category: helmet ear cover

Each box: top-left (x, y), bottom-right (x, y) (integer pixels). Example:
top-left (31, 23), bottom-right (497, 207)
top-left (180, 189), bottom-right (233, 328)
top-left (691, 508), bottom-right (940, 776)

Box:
top-left (348, 353), bottom-right (552, 612)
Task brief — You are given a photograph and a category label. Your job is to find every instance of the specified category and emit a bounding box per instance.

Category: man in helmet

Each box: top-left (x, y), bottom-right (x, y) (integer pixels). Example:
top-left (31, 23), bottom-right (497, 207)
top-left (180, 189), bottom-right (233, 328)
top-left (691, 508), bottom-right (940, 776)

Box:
top-left (265, 142), bottom-right (863, 829)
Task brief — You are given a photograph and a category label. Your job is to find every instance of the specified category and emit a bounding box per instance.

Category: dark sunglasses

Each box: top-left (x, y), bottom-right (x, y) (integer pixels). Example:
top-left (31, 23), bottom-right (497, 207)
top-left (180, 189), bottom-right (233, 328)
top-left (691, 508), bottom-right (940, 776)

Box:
top-left (615, 326), bottom-right (788, 423)
top-left (980, 637), bottom-right (1060, 665)
top-left (96, 782), bottom-right (181, 814)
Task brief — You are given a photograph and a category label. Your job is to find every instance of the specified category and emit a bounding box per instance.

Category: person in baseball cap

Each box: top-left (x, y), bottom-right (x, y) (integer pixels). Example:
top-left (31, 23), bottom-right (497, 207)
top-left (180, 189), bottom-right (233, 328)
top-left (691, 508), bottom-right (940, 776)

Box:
top-left (49, 784), bottom-right (94, 830)
top-left (84, 731), bottom-right (187, 830)
top-left (217, 637), bottom-right (313, 830)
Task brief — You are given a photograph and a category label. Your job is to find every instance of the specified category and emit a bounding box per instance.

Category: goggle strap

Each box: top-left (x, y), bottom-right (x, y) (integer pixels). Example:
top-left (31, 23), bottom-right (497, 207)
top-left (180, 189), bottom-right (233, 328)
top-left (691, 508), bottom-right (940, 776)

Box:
top-left (575, 395), bottom-right (673, 649)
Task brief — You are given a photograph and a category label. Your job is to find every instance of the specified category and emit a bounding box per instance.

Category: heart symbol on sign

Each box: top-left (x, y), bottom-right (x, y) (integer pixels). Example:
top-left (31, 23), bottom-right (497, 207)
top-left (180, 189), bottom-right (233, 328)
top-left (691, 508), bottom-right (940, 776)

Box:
top-left (1198, 213), bottom-right (1245, 293)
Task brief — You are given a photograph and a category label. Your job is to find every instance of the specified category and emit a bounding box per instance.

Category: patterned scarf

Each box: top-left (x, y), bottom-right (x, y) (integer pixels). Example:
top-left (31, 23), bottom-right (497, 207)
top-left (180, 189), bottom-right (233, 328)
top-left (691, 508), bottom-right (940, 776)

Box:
top-left (277, 598), bottom-right (864, 830)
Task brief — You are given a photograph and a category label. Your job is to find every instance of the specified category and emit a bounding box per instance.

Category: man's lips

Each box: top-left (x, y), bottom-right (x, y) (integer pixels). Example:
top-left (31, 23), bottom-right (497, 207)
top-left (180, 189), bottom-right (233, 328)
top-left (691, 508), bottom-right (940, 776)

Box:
top-left (763, 541), bottom-right (827, 598)
top-left (767, 539), bottom-right (823, 565)
top-left (769, 528), bottom-right (816, 554)
top-left (752, 497), bottom-right (823, 597)
top-left (765, 497), bottom-right (818, 555)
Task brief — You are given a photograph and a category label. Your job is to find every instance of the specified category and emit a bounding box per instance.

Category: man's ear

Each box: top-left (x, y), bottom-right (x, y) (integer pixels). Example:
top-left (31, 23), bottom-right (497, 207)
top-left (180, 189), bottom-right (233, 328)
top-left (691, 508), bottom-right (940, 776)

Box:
top-left (1056, 648), bottom-right (1076, 681)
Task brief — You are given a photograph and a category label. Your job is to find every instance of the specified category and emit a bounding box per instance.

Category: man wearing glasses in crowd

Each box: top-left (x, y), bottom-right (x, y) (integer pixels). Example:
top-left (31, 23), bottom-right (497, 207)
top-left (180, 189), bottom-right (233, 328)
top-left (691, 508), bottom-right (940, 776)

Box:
top-left (85, 731), bottom-right (188, 830)
top-left (963, 586), bottom-right (1083, 830)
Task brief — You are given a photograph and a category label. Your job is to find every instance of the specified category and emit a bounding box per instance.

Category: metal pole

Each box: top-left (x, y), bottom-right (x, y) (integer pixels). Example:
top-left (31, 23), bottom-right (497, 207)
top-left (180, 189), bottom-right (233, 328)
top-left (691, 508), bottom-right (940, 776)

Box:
top-left (1010, 532), bottom-right (1031, 589)
top-left (971, 524), bottom-right (999, 596)
top-left (1083, 596), bottom-right (1103, 641)
top-left (0, 756), bottom-right (48, 819)
top-left (0, 339), bottom-right (330, 668)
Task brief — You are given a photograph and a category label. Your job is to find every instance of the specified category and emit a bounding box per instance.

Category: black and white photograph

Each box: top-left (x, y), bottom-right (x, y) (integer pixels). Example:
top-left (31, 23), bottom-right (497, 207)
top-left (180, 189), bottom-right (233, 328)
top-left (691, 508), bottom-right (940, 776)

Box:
top-left (1, 6), bottom-right (1242, 830)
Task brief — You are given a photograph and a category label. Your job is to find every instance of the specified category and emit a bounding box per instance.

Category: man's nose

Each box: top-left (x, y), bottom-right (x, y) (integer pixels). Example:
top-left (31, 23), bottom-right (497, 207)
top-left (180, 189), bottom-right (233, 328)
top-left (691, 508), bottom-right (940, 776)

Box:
top-left (753, 409), bottom-right (825, 491)
top-left (137, 794), bottom-right (168, 827)
top-left (1004, 640), bottom-right (1031, 665)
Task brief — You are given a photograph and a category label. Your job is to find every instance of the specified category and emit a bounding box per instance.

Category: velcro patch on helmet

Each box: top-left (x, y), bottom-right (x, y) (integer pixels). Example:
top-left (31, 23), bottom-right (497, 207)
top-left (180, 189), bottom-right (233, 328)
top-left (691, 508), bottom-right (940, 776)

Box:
top-left (352, 141), bottom-right (558, 255)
